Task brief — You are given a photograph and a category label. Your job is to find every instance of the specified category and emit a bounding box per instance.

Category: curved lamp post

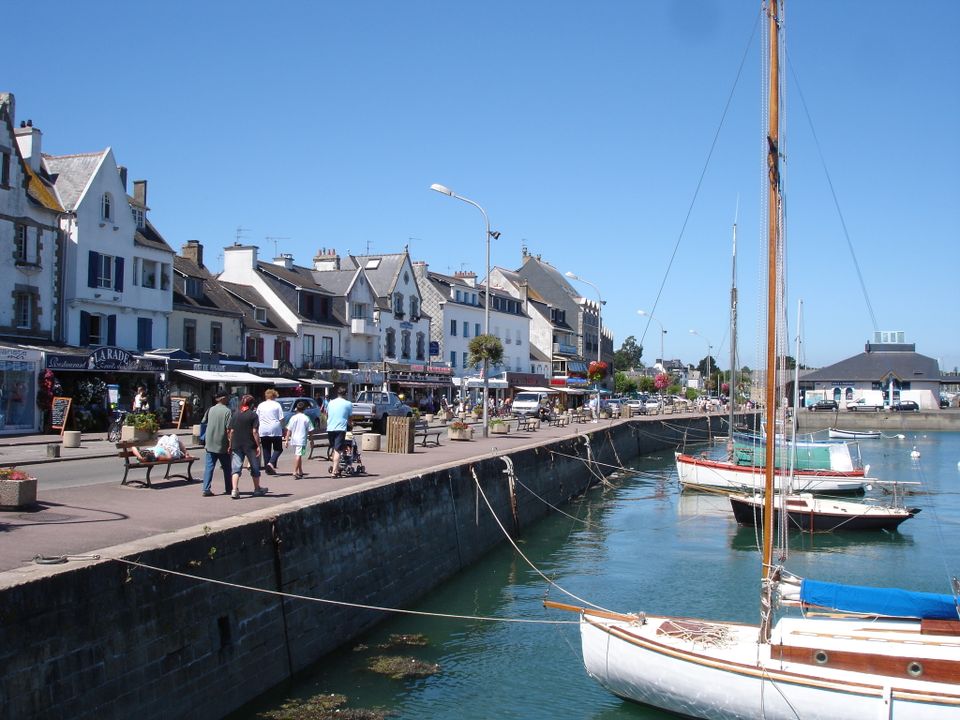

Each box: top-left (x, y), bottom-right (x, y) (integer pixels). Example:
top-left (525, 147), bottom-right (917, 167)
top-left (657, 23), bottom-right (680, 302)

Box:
top-left (565, 271), bottom-right (603, 421)
top-left (689, 329), bottom-right (713, 395)
top-left (637, 309), bottom-right (666, 366)
top-left (430, 183), bottom-right (497, 437)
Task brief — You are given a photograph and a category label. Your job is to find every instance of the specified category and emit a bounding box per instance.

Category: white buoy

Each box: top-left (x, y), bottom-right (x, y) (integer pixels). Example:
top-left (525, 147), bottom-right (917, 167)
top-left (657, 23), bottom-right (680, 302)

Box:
top-left (896, 434), bottom-right (906, 439)
top-left (910, 446), bottom-right (920, 459)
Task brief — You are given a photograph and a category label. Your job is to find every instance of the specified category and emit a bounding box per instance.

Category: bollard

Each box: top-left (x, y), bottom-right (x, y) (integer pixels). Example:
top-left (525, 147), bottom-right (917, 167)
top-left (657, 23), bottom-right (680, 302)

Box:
top-left (361, 433), bottom-right (381, 452)
top-left (62, 430), bottom-right (81, 448)
top-left (46, 444), bottom-right (61, 458)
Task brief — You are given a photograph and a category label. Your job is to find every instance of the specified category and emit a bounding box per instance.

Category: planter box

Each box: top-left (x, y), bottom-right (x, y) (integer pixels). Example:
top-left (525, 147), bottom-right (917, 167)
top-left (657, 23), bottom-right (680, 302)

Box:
top-left (120, 426), bottom-right (155, 444)
top-left (489, 424), bottom-right (509, 435)
top-left (0, 477), bottom-right (38, 509)
top-left (447, 427), bottom-right (473, 441)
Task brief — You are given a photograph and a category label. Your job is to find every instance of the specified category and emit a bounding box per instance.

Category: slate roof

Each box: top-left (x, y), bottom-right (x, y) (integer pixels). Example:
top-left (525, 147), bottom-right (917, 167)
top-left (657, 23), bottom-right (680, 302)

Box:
top-left (134, 216), bottom-right (174, 254)
top-left (513, 255), bottom-right (580, 309)
top-left (43, 151), bottom-right (107, 211)
top-left (218, 281), bottom-right (296, 336)
top-left (0, 94), bottom-right (63, 212)
top-left (173, 256), bottom-right (245, 317)
top-left (344, 253), bottom-right (406, 298)
top-left (802, 346), bottom-right (941, 383)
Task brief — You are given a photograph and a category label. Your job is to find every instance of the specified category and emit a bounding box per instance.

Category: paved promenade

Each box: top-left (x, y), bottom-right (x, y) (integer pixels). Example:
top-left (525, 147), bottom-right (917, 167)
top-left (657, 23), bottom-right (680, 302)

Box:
top-left (0, 416), bottom-right (653, 577)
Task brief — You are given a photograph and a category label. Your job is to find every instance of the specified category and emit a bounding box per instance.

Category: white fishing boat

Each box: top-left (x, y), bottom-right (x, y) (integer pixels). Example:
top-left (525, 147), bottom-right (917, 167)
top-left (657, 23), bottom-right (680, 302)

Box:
top-left (828, 427), bottom-right (882, 440)
top-left (676, 451), bottom-right (868, 494)
top-left (547, 4), bottom-right (960, 715)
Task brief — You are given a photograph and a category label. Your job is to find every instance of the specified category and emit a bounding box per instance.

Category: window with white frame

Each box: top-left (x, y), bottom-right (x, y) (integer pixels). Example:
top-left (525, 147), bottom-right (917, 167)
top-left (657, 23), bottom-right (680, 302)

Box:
top-left (449, 319), bottom-right (457, 336)
top-left (141, 259), bottom-right (157, 289)
top-left (351, 302), bottom-right (368, 319)
top-left (254, 307), bottom-right (267, 323)
top-left (401, 330), bottom-right (411, 359)
top-left (463, 321), bottom-right (469, 338)
top-left (101, 192), bottom-right (113, 222)
top-left (132, 257), bottom-right (141, 286)
top-left (462, 352), bottom-right (468, 369)
top-left (88, 314), bottom-right (104, 345)
top-left (393, 292), bottom-right (404, 316)
top-left (97, 253), bottom-right (114, 288)
top-left (410, 296), bottom-right (419, 320)
top-left (14, 224), bottom-right (27, 262)
top-left (131, 206), bottom-right (144, 228)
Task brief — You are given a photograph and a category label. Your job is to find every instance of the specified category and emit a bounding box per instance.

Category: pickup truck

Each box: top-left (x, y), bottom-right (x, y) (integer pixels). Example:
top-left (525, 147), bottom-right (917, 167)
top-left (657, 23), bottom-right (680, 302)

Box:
top-left (352, 391), bottom-right (414, 431)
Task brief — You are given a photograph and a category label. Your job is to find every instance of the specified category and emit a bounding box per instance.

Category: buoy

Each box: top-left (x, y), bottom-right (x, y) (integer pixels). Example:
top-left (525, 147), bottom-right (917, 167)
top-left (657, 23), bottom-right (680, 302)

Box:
top-left (910, 447), bottom-right (920, 459)
top-left (896, 434), bottom-right (905, 439)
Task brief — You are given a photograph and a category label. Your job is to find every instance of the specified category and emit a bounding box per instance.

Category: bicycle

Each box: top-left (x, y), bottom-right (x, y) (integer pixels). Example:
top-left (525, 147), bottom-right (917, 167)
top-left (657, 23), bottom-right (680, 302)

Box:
top-left (107, 409), bottom-right (129, 443)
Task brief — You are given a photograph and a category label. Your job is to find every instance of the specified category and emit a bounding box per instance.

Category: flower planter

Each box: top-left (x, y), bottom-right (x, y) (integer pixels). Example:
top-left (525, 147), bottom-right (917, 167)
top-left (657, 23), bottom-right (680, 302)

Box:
top-left (0, 477), bottom-right (38, 509)
top-left (447, 427), bottom-right (473, 441)
top-left (489, 423), bottom-right (509, 435)
top-left (121, 426), bottom-right (155, 444)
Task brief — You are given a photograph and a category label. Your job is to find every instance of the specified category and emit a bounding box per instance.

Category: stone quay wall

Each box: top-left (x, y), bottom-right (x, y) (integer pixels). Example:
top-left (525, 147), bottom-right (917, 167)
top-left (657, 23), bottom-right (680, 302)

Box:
top-left (1, 415), bottom-right (727, 720)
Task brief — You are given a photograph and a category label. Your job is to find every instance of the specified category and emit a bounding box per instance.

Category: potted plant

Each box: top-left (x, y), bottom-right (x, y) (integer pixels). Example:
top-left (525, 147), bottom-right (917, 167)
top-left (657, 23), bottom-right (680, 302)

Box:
top-left (0, 467), bottom-right (38, 509)
top-left (488, 418), bottom-right (509, 435)
top-left (447, 420), bottom-right (473, 441)
top-left (121, 412), bottom-right (159, 443)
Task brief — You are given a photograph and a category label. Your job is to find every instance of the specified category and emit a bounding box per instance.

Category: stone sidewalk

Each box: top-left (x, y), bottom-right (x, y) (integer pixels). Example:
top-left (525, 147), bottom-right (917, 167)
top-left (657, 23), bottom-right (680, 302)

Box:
top-left (0, 415), bottom-right (634, 578)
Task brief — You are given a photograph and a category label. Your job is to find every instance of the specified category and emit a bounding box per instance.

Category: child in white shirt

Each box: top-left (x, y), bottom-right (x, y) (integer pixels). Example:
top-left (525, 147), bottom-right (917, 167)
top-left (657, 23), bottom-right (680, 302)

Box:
top-left (284, 400), bottom-right (314, 479)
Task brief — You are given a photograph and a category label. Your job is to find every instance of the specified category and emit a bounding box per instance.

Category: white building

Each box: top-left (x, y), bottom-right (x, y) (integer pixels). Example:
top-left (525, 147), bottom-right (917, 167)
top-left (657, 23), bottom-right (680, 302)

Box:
top-left (41, 149), bottom-right (173, 351)
top-left (311, 248), bottom-right (381, 364)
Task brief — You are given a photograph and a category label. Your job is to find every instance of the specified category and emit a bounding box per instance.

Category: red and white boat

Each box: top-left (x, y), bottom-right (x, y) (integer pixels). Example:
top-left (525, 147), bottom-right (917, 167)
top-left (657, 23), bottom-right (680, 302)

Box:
top-left (676, 451), bottom-right (868, 495)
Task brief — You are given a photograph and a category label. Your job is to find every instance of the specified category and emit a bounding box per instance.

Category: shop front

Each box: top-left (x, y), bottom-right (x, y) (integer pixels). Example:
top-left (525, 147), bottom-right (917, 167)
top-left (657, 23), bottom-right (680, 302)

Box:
top-left (0, 345), bottom-right (43, 434)
top-left (384, 362), bottom-right (454, 412)
top-left (44, 347), bottom-right (165, 432)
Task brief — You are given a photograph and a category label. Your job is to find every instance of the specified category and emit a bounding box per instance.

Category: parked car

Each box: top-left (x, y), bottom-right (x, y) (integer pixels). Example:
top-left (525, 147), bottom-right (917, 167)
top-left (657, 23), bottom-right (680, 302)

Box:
top-left (891, 400), bottom-right (920, 412)
top-left (624, 398), bottom-right (644, 412)
top-left (941, 395), bottom-right (951, 409)
top-left (641, 396), bottom-right (662, 415)
top-left (278, 397), bottom-right (323, 426)
top-left (809, 399), bottom-right (838, 412)
top-left (846, 398), bottom-right (883, 412)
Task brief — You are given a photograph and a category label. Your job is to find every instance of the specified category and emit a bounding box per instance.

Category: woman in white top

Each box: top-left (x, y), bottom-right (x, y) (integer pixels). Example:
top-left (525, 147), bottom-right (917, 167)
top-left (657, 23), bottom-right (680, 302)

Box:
top-left (256, 389), bottom-right (285, 474)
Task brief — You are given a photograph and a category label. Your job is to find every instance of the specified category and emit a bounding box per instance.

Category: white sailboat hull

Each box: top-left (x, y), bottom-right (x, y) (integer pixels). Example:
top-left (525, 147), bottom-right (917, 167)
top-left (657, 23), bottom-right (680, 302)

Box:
top-left (581, 613), bottom-right (960, 719)
top-left (676, 452), bottom-right (867, 494)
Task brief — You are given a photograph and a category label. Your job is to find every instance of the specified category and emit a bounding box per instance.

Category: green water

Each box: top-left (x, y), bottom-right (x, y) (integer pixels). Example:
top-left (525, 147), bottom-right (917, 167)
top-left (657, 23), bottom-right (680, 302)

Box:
top-left (237, 432), bottom-right (960, 719)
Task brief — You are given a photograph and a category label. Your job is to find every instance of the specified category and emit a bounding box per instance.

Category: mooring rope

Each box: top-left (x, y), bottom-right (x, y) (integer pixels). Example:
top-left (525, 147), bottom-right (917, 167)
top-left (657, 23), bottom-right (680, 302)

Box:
top-left (111, 556), bottom-right (577, 625)
top-left (471, 466), bottom-right (614, 614)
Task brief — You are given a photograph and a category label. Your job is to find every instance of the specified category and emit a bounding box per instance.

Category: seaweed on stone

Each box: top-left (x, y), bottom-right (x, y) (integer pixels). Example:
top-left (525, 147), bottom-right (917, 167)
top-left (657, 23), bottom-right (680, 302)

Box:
top-left (377, 633), bottom-right (428, 649)
top-left (257, 692), bottom-right (391, 720)
top-left (366, 655), bottom-right (440, 680)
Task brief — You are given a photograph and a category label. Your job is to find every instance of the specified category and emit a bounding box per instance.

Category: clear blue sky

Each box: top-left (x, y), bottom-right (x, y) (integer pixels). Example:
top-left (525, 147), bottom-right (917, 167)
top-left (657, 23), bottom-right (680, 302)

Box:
top-left (10, 1), bottom-right (959, 371)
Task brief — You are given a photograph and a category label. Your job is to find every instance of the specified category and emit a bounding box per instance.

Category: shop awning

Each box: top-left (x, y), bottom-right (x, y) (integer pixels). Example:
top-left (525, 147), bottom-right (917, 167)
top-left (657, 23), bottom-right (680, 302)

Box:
top-left (269, 378), bottom-right (301, 387)
top-left (174, 370), bottom-right (276, 385)
top-left (298, 378), bottom-right (334, 386)
top-left (515, 385), bottom-right (559, 393)
top-left (453, 377), bottom-right (509, 389)
top-left (556, 387), bottom-right (589, 395)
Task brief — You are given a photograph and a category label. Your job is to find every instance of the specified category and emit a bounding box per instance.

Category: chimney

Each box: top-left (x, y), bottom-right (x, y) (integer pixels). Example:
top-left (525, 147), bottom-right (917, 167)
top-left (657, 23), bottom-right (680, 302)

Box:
top-left (272, 253), bottom-right (294, 270)
top-left (221, 244), bottom-right (258, 281)
top-left (519, 280), bottom-right (529, 307)
top-left (117, 166), bottom-right (128, 191)
top-left (14, 120), bottom-right (43, 172)
top-left (133, 179), bottom-right (147, 207)
top-left (313, 247), bottom-right (341, 271)
top-left (454, 270), bottom-right (476, 287)
top-left (412, 260), bottom-right (428, 279)
top-left (181, 240), bottom-right (204, 268)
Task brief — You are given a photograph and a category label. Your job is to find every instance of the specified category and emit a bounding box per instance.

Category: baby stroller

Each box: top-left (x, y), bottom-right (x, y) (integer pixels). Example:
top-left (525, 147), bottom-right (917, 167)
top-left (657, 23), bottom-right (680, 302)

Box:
top-left (328, 432), bottom-right (365, 476)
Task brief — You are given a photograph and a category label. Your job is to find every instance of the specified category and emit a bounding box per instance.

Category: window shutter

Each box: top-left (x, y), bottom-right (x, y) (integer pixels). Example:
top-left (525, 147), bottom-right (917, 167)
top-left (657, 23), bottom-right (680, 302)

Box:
top-left (107, 314), bottom-right (117, 346)
top-left (274, 338), bottom-right (281, 360)
top-left (283, 340), bottom-right (291, 361)
top-left (257, 338), bottom-right (264, 362)
top-left (114, 257), bottom-right (124, 291)
top-left (80, 311), bottom-right (91, 345)
top-left (88, 251), bottom-right (99, 288)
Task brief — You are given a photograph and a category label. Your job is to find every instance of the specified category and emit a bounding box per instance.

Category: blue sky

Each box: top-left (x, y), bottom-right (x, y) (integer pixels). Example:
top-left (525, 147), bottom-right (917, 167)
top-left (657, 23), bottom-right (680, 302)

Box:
top-left (9, 1), bottom-right (958, 371)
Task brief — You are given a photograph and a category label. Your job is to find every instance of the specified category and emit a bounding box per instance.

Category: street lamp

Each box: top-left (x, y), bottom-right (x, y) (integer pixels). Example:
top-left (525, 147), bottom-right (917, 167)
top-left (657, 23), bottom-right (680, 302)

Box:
top-left (565, 271), bottom-right (603, 422)
top-left (430, 183), bottom-right (498, 437)
top-left (637, 310), bottom-right (666, 366)
top-left (689, 329), bottom-right (713, 396)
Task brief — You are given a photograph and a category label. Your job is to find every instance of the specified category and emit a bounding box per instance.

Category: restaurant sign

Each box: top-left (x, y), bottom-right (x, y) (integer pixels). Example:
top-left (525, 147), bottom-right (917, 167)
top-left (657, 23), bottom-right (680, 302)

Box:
top-left (47, 347), bottom-right (164, 372)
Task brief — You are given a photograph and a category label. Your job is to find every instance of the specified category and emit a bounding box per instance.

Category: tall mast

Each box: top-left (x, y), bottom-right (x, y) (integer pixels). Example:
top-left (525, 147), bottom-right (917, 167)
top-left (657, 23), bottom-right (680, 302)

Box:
top-left (760, 0), bottom-right (782, 643)
top-left (728, 198), bottom-right (739, 458)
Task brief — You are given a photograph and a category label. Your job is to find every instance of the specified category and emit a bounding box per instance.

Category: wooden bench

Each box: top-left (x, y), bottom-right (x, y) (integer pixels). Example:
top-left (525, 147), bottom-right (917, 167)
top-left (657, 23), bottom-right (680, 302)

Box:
top-left (116, 441), bottom-right (196, 488)
top-left (414, 422), bottom-right (443, 447)
top-left (548, 414), bottom-right (570, 428)
top-left (308, 429), bottom-right (332, 460)
top-left (517, 416), bottom-right (540, 432)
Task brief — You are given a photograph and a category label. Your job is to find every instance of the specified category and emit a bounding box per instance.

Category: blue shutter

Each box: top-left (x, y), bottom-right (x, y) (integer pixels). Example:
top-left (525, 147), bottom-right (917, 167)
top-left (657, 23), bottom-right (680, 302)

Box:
top-left (87, 251), bottom-right (99, 288)
top-left (107, 315), bottom-right (117, 346)
top-left (114, 257), bottom-right (124, 291)
top-left (80, 311), bottom-right (90, 345)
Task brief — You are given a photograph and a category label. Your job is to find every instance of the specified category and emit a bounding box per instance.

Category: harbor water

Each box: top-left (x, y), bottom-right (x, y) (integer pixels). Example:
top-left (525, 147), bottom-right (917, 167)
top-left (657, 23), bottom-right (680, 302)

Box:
top-left (234, 431), bottom-right (960, 719)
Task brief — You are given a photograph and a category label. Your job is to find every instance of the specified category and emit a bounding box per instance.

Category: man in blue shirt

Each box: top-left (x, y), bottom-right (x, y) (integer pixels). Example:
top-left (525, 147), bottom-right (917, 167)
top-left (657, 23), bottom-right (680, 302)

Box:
top-left (325, 386), bottom-right (353, 477)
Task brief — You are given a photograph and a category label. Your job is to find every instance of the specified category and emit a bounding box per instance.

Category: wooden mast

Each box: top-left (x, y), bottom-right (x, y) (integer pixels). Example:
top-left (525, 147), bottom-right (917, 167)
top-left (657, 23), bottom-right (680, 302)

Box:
top-left (760, 0), bottom-right (782, 643)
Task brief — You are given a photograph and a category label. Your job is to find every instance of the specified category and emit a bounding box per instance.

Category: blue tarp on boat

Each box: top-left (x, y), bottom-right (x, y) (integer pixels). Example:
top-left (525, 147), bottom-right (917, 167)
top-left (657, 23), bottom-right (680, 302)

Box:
top-left (801, 579), bottom-right (959, 620)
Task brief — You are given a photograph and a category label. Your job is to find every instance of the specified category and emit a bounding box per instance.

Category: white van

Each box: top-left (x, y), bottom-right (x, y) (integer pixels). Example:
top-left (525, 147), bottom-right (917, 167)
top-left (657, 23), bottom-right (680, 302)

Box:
top-left (512, 391), bottom-right (552, 418)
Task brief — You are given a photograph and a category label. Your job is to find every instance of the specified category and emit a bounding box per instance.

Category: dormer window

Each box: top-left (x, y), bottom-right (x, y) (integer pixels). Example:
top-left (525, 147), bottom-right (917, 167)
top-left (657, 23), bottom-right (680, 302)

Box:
top-left (185, 277), bottom-right (203, 299)
top-left (101, 192), bottom-right (113, 222)
top-left (131, 206), bottom-right (145, 228)
top-left (255, 307), bottom-right (267, 323)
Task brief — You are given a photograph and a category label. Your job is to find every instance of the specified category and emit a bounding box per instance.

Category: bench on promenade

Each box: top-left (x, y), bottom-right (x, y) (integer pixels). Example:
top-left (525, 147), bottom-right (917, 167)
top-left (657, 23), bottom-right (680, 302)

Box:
top-left (414, 422), bottom-right (443, 447)
top-left (548, 414), bottom-right (569, 428)
top-left (116, 441), bottom-right (196, 488)
top-left (517, 416), bottom-right (540, 432)
top-left (308, 429), bottom-right (331, 460)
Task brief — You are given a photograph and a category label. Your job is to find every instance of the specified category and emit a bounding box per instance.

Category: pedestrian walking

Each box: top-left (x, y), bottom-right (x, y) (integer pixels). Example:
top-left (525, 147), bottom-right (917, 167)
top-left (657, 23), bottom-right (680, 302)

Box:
top-left (256, 388), bottom-right (285, 475)
top-left (200, 389), bottom-right (232, 496)
top-left (228, 394), bottom-right (267, 499)
top-left (133, 386), bottom-right (149, 412)
top-left (325, 386), bottom-right (353, 478)
top-left (284, 400), bottom-right (314, 479)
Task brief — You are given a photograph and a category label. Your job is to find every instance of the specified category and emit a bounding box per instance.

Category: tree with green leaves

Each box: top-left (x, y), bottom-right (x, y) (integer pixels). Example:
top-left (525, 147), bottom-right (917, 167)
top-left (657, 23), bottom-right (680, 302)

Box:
top-left (468, 334), bottom-right (504, 369)
top-left (614, 336), bottom-right (643, 371)
top-left (614, 371), bottom-right (638, 395)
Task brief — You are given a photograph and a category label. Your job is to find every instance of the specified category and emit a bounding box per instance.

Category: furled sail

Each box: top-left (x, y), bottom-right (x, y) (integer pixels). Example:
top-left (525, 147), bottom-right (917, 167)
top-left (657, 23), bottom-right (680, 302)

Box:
top-left (800, 579), bottom-right (959, 620)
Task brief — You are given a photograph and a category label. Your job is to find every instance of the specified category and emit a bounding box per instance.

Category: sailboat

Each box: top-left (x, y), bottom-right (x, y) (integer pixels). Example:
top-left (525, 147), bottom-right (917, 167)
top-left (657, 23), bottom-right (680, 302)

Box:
top-left (546, 3), bottom-right (960, 716)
